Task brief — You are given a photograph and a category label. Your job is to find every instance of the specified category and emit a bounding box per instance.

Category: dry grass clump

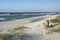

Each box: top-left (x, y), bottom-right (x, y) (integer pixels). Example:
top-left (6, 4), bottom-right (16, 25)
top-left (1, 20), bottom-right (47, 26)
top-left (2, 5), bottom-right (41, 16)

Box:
top-left (0, 26), bottom-right (27, 40)
top-left (48, 15), bottom-right (60, 33)
top-left (48, 26), bottom-right (60, 34)
top-left (50, 16), bottom-right (60, 24)
top-left (0, 33), bottom-right (12, 40)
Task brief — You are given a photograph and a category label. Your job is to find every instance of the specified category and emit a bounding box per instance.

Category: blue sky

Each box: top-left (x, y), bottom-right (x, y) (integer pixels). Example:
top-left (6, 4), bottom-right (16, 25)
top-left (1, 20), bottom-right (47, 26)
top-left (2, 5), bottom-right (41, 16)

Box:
top-left (0, 0), bottom-right (60, 12)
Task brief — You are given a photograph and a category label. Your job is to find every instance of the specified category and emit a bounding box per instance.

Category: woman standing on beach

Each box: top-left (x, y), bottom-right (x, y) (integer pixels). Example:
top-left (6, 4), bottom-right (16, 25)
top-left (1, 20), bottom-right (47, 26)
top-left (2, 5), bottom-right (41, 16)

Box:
top-left (47, 20), bottom-right (49, 27)
top-left (43, 20), bottom-right (49, 29)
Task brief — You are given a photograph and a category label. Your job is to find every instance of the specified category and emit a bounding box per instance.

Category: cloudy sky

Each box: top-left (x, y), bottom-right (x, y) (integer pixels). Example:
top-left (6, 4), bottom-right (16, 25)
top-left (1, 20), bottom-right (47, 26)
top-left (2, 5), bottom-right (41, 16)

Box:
top-left (0, 0), bottom-right (60, 12)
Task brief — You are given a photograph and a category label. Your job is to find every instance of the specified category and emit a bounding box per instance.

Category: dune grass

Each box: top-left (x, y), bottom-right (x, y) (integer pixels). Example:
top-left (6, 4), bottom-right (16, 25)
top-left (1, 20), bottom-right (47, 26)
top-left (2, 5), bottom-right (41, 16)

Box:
top-left (48, 15), bottom-right (60, 33)
top-left (48, 27), bottom-right (60, 33)
top-left (0, 26), bottom-right (27, 40)
top-left (50, 16), bottom-right (60, 24)
top-left (0, 33), bottom-right (12, 40)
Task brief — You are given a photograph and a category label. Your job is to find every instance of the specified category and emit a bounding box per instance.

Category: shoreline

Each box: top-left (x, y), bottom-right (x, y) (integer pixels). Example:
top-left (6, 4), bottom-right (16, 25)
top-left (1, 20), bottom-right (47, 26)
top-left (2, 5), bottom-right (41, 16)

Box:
top-left (0, 14), bottom-right (57, 23)
top-left (0, 15), bottom-right (58, 33)
top-left (0, 14), bottom-right (59, 40)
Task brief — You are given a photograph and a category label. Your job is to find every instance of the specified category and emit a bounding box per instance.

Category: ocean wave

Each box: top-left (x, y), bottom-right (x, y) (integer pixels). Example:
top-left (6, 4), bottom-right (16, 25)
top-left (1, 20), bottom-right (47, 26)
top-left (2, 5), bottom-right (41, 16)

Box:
top-left (29, 15), bottom-right (52, 22)
top-left (0, 13), bottom-right (10, 16)
top-left (0, 18), bottom-right (6, 20)
top-left (0, 12), bottom-right (58, 22)
top-left (22, 13), bottom-right (44, 16)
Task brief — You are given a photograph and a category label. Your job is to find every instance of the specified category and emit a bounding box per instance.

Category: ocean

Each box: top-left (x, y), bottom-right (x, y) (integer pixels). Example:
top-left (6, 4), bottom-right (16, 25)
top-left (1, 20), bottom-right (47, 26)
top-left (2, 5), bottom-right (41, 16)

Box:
top-left (0, 12), bottom-right (59, 22)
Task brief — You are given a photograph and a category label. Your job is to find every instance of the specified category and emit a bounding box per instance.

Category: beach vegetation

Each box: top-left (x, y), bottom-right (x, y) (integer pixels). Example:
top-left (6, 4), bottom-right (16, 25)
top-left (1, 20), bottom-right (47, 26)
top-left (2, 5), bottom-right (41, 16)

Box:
top-left (0, 33), bottom-right (12, 40)
top-left (0, 26), bottom-right (27, 40)
top-left (48, 27), bottom-right (60, 33)
top-left (47, 15), bottom-right (60, 33)
top-left (50, 16), bottom-right (60, 24)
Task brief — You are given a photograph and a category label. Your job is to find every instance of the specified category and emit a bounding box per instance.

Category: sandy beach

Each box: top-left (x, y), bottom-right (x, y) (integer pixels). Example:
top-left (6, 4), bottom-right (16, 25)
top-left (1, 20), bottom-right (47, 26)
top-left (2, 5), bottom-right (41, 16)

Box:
top-left (0, 15), bottom-right (59, 40)
top-left (0, 15), bottom-right (58, 33)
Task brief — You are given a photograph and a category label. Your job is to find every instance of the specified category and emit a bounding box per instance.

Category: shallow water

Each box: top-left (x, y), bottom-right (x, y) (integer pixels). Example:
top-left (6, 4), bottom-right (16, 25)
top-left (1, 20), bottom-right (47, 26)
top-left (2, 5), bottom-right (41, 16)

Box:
top-left (0, 12), bottom-right (59, 22)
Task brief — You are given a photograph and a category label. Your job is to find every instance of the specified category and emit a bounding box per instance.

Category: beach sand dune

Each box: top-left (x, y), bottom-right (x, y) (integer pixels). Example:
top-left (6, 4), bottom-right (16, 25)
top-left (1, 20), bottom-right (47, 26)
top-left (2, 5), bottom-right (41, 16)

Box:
top-left (0, 15), bottom-right (58, 40)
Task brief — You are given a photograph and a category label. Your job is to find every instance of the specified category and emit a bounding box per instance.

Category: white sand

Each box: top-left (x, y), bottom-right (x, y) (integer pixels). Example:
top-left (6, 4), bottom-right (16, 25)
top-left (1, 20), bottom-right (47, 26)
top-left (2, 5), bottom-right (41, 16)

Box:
top-left (23, 15), bottom-right (58, 34)
top-left (44, 32), bottom-right (60, 40)
top-left (23, 15), bottom-right (58, 40)
top-left (0, 18), bottom-right (31, 33)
